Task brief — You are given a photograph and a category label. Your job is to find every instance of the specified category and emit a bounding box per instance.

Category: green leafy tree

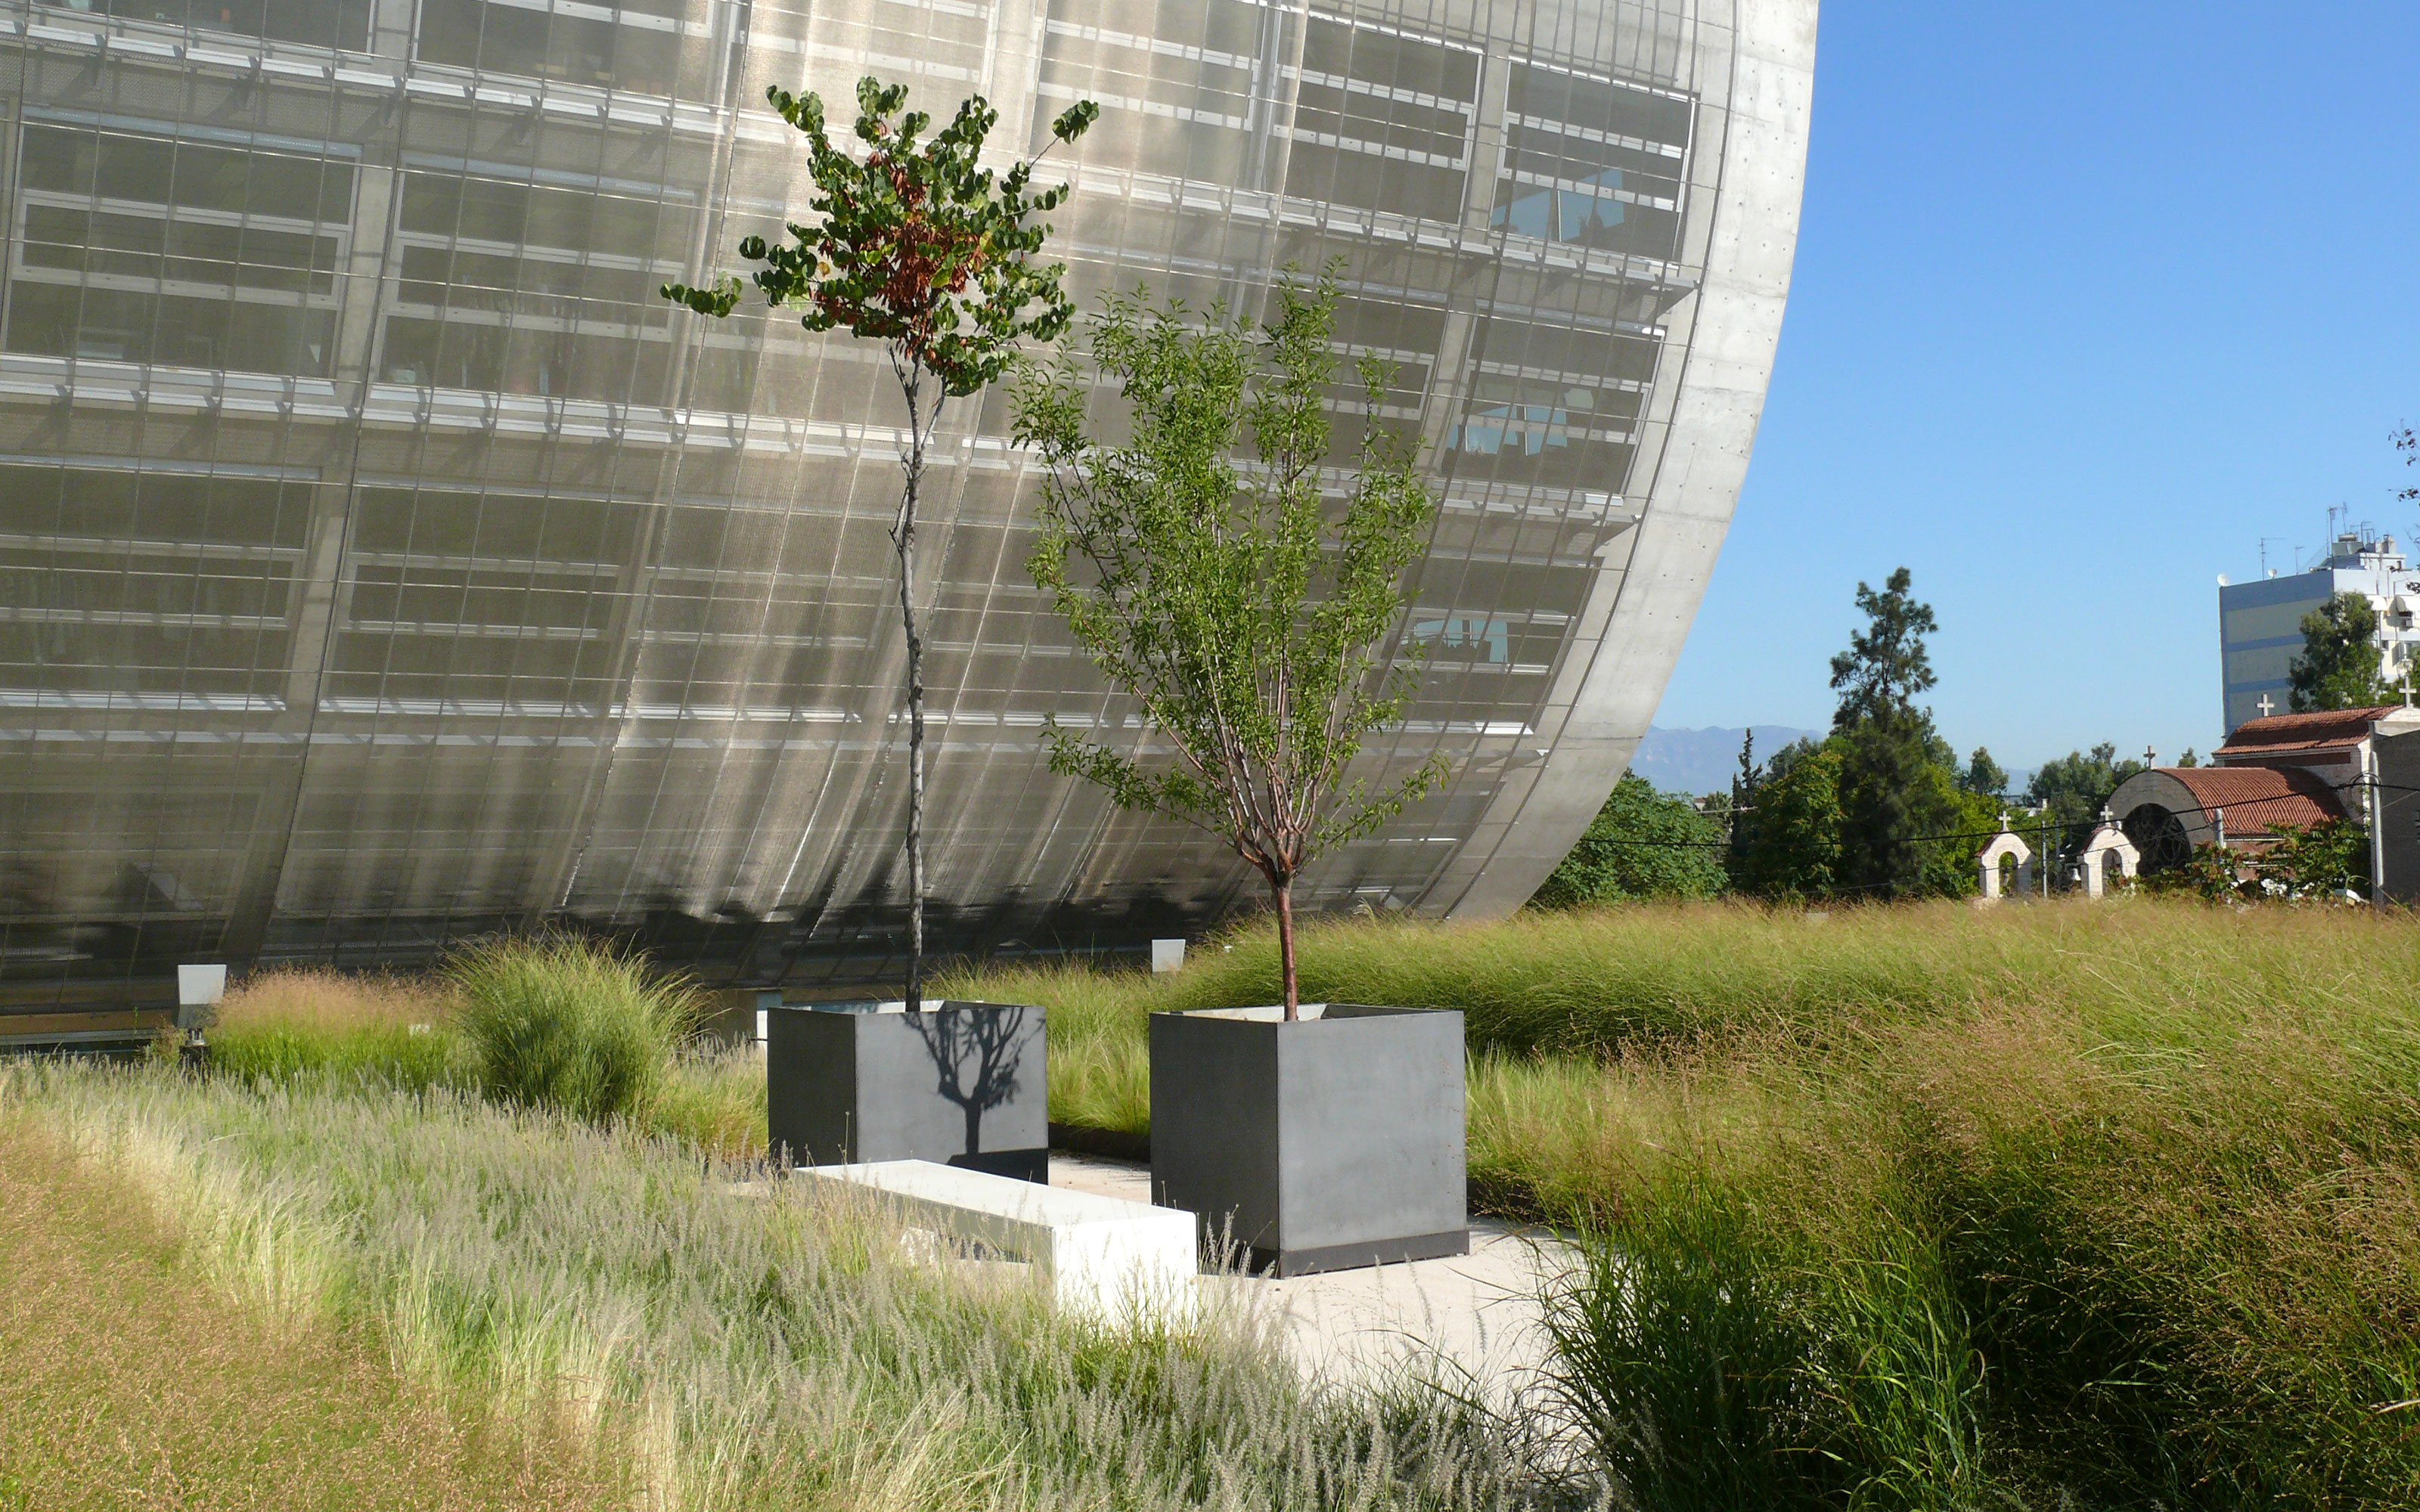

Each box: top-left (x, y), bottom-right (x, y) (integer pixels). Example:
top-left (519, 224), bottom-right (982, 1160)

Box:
top-left (2024, 742), bottom-right (2147, 879)
top-left (1012, 275), bottom-right (1444, 1017)
top-left (1923, 768), bottom-right (2009, 895)
top-left (1828, 569), bottom-right (1959, 897)
top-left (1532, 775), bottom-right (1728, 908)
top-left (1728, 739), bottom-right (1844, 899)
top-left (663, 79), bottom-right (1097, 1008)
top-left (2287, 593), bottom-right (2391, 713)
top-left (1960, 747), bottom-right (2009, 798)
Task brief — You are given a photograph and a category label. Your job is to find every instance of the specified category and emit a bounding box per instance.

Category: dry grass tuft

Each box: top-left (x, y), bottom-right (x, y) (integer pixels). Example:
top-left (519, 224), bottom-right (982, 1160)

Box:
top-left (218, 966), bottom-right (453, 1036)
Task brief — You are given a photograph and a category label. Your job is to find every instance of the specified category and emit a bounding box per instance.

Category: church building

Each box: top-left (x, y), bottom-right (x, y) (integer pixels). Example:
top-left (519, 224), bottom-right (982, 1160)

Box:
top-left (2105, 705), bottom-right (2420, 895)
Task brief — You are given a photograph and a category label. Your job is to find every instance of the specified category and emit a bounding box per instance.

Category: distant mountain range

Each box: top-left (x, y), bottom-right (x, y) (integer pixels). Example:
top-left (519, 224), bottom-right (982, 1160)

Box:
top-left (1630, 725), bottom-right (1820, 798)
top-left (1630, 726), bottom-right (2037, 801)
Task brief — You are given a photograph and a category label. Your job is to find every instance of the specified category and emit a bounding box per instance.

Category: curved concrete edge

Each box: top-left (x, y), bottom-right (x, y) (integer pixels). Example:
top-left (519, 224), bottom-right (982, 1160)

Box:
top-left (1440, 0), bottom-right (1820, 919)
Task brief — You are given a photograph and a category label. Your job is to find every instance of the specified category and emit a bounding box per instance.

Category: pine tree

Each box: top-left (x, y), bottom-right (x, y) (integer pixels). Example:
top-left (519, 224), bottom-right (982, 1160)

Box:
top-left (1828, 568), bottom-right (1954, 896)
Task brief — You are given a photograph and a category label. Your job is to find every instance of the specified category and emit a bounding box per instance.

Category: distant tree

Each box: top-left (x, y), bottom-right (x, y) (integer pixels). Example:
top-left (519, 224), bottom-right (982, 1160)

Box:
top-left (1012, 274), bottom-right (1442, 1018)
top-left (1725, 729), bottom-right (1761, 877)
top-left (1829, 567), bottom-right (1938, 728)
top-left (2397, 422), bottom-right (2418, 503)
top-left (2176, 748), bottom-right (2200, 768)
top-left (1828, 569), bottom-right (1956, 896)
top-left (1532, 775), bottom-right (1728, 908)
top-left (2025, 742), bottom-right (2148, 877)
top-left (1728, 739), bottom-right (1844, 899)
top-left (1925, 769), bottom-right (2010, 895)
top-left (1961, 746), bottom-right (2010, 798)
top-left (2288, 593), bottom-right (2391, 713)
top-left (662, 79), bottom-right (1098, 1009)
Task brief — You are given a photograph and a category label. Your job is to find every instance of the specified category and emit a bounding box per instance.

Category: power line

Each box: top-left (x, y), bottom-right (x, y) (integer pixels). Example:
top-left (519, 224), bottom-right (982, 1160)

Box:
top-left (1586, 785), bottom-right (2383, 853)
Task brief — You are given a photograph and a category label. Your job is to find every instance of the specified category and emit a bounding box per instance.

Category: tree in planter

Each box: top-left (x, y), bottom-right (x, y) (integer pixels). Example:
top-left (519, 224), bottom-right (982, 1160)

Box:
top-left (664, 79), bottom-right (1097, 1009)
top-left (1012, 275), bottom-right (1444, 1018)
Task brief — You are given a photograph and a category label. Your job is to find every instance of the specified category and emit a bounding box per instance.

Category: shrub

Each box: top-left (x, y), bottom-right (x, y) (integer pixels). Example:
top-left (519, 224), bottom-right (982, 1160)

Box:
top-left (1529, 774), bottom-right (1728, 908)
top-left (445, 936), bottom-right (698, 1125)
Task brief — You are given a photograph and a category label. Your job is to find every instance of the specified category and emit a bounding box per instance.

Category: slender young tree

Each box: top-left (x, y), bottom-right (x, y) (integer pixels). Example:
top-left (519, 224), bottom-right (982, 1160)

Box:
top-left (1012, 275), bottom-right (1444, 1018)
top-left (664, 79), bottom-right (1097, 1009)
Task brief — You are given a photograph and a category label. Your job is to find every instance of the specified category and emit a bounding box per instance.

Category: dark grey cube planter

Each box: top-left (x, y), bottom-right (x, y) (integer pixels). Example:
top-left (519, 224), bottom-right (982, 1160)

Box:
top-left (1150, 1003), bottom-right (1466, 1276)
top-left (768, 1001), bottom-right (1047, 1182)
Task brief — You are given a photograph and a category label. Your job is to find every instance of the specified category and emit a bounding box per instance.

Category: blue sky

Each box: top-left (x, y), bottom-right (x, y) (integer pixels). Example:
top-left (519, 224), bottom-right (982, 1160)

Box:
top-left (1651, 2), bottom-right (2420, 770)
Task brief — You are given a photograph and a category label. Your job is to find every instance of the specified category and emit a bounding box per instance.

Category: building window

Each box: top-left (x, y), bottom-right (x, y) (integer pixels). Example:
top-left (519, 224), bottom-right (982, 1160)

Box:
top-left (35, 0), bottom-right (372, 51)
top-left (1491, 62), bottom-right (1690, 259)
top-left (1283, 15), bottom-right (1480, 222)
top-left (5, 125), bottom-right (351, 376)
top-left (416, 0), bottom-right (697, 98)
top-left (378, 169), bottom-right (689, 404)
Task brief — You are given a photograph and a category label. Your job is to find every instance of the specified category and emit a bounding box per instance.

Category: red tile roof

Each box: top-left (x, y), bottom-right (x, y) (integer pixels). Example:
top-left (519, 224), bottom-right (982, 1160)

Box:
top-left (2216, 705), bottom-right (2400, 757)
top-left (2158, 764), bottom-right (2348, 835)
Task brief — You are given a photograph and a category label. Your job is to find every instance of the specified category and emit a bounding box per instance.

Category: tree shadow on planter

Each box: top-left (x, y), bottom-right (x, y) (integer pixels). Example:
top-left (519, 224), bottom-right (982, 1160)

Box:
top-left (908, 1002), bottom-right (1029, 1167)
top-left (767, 1002), bottom-right (1048, 1181)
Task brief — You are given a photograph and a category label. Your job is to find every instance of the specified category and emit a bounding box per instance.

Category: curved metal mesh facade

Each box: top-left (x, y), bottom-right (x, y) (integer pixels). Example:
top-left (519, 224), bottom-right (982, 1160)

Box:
top-left (0, 0), bottom-right (1811, 1005)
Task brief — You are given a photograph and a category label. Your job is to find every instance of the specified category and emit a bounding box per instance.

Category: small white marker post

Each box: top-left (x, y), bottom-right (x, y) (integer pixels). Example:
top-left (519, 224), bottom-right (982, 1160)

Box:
top-left (175, 964), bottom-right (226, 1065)
top-left (1150, 939), bottom-right (1185, 974)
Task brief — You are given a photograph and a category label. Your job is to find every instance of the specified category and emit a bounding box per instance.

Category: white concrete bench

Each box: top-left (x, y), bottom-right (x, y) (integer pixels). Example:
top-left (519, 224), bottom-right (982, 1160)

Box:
top-left (797, 1160), bottom-right (1196, 1322)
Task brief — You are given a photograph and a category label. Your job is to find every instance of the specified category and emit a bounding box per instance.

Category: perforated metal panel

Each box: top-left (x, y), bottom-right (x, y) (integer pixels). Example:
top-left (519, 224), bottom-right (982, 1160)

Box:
top-left (0, 0), bottom-right (1811, 1003)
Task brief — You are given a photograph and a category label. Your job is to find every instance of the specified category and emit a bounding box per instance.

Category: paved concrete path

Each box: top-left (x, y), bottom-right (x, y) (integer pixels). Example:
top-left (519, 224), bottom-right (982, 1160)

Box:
top-left (1050, 1153), bottom-right (1570, 1407)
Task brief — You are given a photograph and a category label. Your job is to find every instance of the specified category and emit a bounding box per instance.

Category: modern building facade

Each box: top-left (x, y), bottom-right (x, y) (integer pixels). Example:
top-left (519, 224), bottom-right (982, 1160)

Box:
top-left (2219, 530), bottom-right (2420, 733)
top-left (0, 0), bottom-right (1813, 1014)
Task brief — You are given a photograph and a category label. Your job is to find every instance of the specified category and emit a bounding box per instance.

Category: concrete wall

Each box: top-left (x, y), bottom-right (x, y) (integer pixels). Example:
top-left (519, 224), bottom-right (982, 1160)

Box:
top-left (1440, 0), bottom-right (1819, 917)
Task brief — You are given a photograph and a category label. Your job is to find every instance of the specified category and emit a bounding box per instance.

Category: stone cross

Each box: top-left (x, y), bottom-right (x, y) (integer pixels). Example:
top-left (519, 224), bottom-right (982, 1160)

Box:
top-left (2258, 694), bottom-right (2277, 717)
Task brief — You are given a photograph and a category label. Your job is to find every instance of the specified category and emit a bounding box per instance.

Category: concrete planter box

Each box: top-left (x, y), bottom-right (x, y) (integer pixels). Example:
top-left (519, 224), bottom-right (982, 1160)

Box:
top-left (1150, 1002), bottom-right (1466, 1275)
top-left (768, 1001), bottom-right (1047, 1182)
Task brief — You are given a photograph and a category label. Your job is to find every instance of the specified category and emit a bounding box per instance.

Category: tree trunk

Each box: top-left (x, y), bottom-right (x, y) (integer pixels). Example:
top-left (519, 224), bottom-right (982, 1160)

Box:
top-left (899, 377), bottom-right (929, 1012)
top-left (1274, 878), bottom-right (1298, 1021)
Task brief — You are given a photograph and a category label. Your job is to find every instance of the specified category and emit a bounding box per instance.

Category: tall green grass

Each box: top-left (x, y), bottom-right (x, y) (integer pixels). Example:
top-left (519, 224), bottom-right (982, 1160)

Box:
top-left (944, 900), bottom-right (2420, 1508)
top-left (1538, 1182), bottom-right (1989, 1512)
top-left (5, 1061), bottom-right (1560, 1510)
top-left (206, 967), bottom-right (466, 1090)
top-left (188, 902), bottom-right (2420, 1504)
top-left (212, 939), bottom-right (718, 1137)
top-left (1066, 899), bottom-right (2411, 1056)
